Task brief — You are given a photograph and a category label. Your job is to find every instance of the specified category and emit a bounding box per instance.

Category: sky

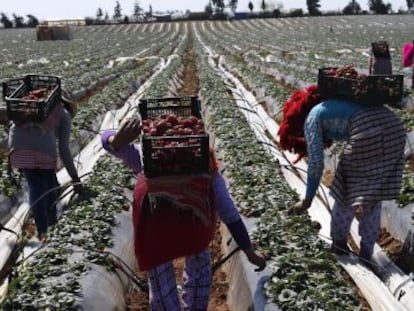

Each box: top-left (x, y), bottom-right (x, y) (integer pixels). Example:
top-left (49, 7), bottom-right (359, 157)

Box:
top-left (0, 0), bottom-right (409, 20)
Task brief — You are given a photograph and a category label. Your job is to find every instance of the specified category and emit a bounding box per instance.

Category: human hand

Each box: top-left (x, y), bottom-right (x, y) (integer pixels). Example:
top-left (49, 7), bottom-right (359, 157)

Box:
top-left (110, 118), bottom-right (142, 150)
top-left (244, 248), bottom-right (266, 272)
top-left (287, 199), bottom-right (311, 216)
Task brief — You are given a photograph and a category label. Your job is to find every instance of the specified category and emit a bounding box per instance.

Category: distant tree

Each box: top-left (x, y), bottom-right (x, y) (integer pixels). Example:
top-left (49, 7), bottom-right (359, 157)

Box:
top-left (288, 8), bottom-right (304, 17)
top-left (113, 1), bottom-right (122, 20)
top-left (104, 11), bottom-right (110, 22)
top-left (26, 14), bottom-right (39, 27)
top-left (0, 13), bottom-right (13, 28)
top-left (96, 8), bottom-right (103, 20)
top-left (248, 1), bottom-right (254, 13)
top-left (261, 0), bottom-right (266, 12)
top-left (13, 13), bottom-right (25, 28)
top-left (85, 17), bottom-right (95, 26)
top-left (205, 2), bottom-right (213, 15)
top-left (212, 0), bottom-right (225, 13)
top-left (407, 0), bottom-right (414, 10)
top-left (133, 1), bottom-right (143, 20)
top-left (307, 0), bottom-right (321, 15)
top-left (273, 8), bottom-right (281, 17)
top-left (149, 5), bottom-right (153, 17)
top-left (123, 16), bottom-right (129, 24)
top-left (368, 0), bottom-right (392, 14)
top-left (228, 0), bottom-right (238, 12)
top-left (343, 0), bottom-right (361, 14)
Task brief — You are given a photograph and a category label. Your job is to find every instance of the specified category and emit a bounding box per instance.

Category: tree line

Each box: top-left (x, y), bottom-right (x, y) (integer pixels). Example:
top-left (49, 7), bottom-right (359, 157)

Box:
top-left (91, 0), bottom-right (414, 24)
top-left (1, 0), bottom-right (414, 29)
top-left (0, 13), bottom-right (39, 28)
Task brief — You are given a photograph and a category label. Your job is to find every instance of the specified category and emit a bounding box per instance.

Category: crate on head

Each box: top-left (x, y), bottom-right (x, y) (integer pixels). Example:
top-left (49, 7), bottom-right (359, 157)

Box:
top-left (139, 96), bottom-right (209, 178)
top-left (318, 68), bottom-right (403, 106)
top-left (139, 96), bottom-right (201, 118)
top-left (3, 75), bottom-right (61, 122)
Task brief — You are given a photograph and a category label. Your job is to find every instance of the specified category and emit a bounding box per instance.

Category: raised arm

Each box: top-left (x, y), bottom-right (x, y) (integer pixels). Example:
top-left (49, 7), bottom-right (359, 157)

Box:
top-left (101, 118), bottom-right (142, 174)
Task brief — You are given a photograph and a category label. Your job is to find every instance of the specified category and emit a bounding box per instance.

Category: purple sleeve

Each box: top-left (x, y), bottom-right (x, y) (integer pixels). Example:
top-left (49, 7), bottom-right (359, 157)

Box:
top-left (214, 172), bottom-right (252, 251)
top-left (226, 219), bottom-right (252, 251)
top-left (101, 130), bottom-right (142, 174)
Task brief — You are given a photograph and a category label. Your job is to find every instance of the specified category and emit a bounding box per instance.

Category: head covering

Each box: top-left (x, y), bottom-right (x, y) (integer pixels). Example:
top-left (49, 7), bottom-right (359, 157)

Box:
top-left (277, 84), bottom-right (322, 162)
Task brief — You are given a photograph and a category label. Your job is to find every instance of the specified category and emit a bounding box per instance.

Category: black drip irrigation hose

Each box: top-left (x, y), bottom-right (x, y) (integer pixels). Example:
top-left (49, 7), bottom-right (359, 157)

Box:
top-left (212, 246), bottom-right (241, 274)
top-left (0, 223), bottom-right (18, 236)
top-left (256, 139), bottom-right (332, 210)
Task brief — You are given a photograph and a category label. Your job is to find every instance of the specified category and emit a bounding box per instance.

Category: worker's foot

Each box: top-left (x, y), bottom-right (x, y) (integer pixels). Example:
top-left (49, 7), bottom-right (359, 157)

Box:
top-left (331, 240), bottom-right (351, 255)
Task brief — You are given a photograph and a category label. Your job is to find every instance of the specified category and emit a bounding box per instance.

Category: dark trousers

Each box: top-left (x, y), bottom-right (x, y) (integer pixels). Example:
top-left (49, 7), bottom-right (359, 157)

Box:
top-left (24, 169), bottom-right (59, 236)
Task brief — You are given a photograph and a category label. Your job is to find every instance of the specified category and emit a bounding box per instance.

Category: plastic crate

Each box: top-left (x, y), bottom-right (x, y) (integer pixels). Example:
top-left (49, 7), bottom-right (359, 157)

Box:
top-left (139, 96), bottom-right (201, 117)
top-left (2, 77), bottom-right (24, 98)
top-left (139, 96), bottom-right (209, 178)
top-left (3, 75), bottom-right (61, 122)
top-left (317, 68), bottom-right (403, 106)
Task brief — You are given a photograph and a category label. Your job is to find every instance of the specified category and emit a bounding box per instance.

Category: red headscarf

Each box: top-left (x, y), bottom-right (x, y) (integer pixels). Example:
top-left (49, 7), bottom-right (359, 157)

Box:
top-left (277, 85), bottom-right (322, 163)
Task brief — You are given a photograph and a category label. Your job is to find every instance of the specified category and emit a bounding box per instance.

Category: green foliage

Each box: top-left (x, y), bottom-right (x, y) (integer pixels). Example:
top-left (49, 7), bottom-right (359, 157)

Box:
top-left (307, 0), bottom-right (322, 16)
top-left (113, 0), bottom-right (122, 20)
top-left (343, 0), bottom-right (362, 14)
top-left (368, 0), bottom-right (392, 14)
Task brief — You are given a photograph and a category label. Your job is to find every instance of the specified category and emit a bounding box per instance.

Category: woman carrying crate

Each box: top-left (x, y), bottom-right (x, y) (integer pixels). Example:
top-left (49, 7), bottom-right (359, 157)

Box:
top-left (279, 82), bottom-right (406, 272)
top-left (101, 118), bottom-right (266, 310)
top-left (4, 94), bottom-right (81, 242)
top-left (368, 41), bottom-right (392, 75)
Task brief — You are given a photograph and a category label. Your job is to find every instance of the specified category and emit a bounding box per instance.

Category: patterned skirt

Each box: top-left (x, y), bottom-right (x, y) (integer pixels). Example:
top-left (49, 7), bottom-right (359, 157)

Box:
top-left (330, 107), bottom-right (406, 206)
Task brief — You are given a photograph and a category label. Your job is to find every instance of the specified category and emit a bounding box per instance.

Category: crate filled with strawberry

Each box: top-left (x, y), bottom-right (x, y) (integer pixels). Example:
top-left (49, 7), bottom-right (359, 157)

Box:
top-left (2, 74), bottom-right (61, 122)
top-left (139, 96), bottom-right (209, 178)
top-left (318, 65), bottom-right (403, 106)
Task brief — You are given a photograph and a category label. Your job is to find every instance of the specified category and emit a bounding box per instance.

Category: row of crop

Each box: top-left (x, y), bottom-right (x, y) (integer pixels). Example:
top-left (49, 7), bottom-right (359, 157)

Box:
top-left (0, 23), bottom-right (188, 205)
top-left (192, 27), bottom-right (363, 309)
top-left (0, 155), bottom-right (135, 310)
top-left (194, 20), bottom-right (414, 206)
top-left (205, 16), bottom-right (414, 100)
top-left (2, 24), bottom-right (364, 309)
top-left (0, 24), bottom-right (183, 94)
top-left (0, 23), bottom-right (191, 309)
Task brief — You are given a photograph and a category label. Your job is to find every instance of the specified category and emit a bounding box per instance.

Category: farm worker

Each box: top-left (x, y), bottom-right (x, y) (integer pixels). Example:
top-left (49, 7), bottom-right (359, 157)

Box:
top-left (101, 118), bottom-right (266, 310)
top-left (1, 92), bottom-right (82, 243)
top-left (279, 84), bottom-right (406, 271)
top-left (368, 41), bottom-right (392, 75)
top-left (402, 40), bottom-right (414, 88)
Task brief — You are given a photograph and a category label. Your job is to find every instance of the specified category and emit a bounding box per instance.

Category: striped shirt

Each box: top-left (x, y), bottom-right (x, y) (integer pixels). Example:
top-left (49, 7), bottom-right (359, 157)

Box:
top-left (8, 105), bottom-right (79, 181)
top-left (304, 99), bottom-right (367, 200)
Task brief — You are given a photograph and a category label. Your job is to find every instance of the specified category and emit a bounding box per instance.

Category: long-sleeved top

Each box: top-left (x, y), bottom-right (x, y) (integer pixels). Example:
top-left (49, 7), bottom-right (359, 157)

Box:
top-left (8, 105), bottom-right (79, 182)
top-left (304, 99), bottom-right (367, 200)
top-left (101, 130), bottom-right (251, 250)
